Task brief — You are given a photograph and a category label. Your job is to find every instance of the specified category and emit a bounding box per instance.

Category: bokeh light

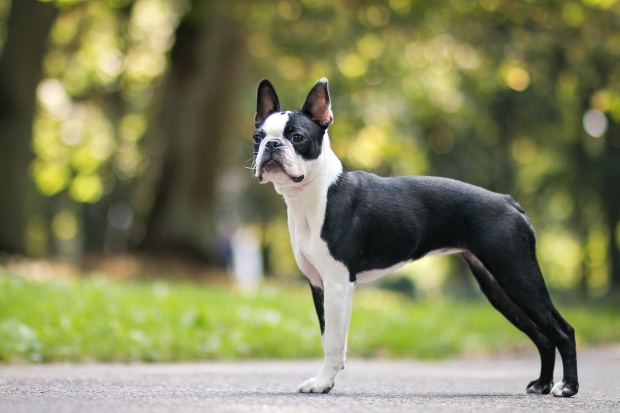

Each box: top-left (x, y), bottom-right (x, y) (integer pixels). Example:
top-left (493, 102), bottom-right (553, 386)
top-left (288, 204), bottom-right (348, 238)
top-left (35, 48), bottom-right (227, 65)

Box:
top-left (583, 109), bottom-right (608, 138)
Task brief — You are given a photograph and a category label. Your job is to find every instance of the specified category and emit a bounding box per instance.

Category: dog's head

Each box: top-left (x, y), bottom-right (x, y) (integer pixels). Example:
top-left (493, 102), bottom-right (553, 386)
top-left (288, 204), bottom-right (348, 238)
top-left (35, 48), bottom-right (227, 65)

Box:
top-left (252, 78), bottom-right (333, 189)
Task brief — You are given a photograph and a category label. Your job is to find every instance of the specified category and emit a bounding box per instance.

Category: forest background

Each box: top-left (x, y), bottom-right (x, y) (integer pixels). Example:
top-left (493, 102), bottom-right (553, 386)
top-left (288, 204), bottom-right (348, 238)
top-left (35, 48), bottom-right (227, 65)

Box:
top-left (1, 0), bottom-right (620, 297)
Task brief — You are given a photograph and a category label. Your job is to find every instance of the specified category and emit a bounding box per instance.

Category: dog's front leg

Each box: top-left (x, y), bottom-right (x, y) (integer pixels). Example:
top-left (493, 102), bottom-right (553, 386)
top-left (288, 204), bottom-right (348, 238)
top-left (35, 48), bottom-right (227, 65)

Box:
top-left (297, 277), bottom-right (355, 393)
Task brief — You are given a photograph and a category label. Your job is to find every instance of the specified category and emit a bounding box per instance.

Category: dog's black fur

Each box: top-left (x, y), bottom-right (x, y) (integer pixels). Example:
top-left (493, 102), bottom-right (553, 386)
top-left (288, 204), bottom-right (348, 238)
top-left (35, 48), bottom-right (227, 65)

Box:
top-left (253, 78), bottom-right (579, 396)
top-left (321, 171), bottom-right (579, 395)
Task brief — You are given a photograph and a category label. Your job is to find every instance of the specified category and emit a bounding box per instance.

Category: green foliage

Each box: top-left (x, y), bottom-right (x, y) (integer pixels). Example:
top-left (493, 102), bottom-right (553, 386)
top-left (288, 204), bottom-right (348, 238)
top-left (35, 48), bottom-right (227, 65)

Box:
top-left (238, 0), bottom-right (620, 293)
top-left (0, 273), bottom-right (321, 362)
top-left (1, 273), bottom-right (618, 363)
top-left (32, 0), bottom-right (188, 203)
top-left (2, 0), bottom-right (619, 292)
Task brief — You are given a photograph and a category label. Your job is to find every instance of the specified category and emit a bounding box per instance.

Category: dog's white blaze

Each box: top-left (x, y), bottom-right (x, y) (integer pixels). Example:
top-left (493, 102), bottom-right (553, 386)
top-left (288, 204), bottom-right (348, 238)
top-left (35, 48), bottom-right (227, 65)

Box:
top-left (261, 111), bottom-right (290, 138)
top-left (255, 112), bottom-right (290, 169)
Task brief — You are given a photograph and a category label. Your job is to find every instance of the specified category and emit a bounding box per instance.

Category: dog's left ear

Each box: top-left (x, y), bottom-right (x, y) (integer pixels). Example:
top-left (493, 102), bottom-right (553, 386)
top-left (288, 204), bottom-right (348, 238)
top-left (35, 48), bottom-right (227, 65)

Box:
top-left (301, 78), bottom-right (333, 128)
top-left (255, 79), bottom-right (281, 127)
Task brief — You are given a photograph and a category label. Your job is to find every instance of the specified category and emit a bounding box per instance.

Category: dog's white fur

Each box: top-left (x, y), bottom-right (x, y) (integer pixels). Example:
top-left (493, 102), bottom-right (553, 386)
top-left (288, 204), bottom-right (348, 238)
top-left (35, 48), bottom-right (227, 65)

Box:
top-left (255, 112), bottom-right (305, 186)
top-left (255, 114), bottom-right (354, 393)
top-left (255, 115), bottom-right (481, 392)
top-left (253, 78), bottom-right (580, 397)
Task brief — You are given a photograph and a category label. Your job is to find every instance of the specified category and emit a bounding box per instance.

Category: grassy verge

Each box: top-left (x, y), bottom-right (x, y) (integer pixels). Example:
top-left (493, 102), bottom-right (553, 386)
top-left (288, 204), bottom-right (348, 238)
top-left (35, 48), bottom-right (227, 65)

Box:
top-left (1, 272), bottom-right (618, 363)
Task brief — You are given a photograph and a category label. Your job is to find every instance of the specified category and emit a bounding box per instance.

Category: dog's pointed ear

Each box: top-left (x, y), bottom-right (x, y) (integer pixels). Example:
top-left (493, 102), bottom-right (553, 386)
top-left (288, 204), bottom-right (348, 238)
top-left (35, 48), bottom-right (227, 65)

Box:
top-left (255, 79), bottom-right (281, 127)
top-left (301, 78), bottom-right (333, 128)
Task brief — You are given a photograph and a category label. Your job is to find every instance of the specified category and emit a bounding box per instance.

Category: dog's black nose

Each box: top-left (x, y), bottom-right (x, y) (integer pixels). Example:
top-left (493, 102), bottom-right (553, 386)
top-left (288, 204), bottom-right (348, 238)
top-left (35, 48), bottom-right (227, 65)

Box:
top-left (265, 139), bottom-right (283, 152)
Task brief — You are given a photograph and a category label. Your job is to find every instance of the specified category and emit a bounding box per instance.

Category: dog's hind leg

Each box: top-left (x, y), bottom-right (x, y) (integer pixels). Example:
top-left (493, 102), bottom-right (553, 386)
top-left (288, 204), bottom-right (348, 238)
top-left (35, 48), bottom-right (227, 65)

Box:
top-left (467, 243), bottom-right (579, 397)
top-left (547, 305), bottom-right (579, 397)
top-left (462, 252), bottom-right (555, 394)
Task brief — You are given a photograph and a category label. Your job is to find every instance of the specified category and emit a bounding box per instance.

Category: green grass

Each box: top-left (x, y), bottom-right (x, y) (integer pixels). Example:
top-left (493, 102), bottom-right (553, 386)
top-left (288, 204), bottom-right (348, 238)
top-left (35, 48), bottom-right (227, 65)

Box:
top-left (1, 272), bottom-right (619, 363)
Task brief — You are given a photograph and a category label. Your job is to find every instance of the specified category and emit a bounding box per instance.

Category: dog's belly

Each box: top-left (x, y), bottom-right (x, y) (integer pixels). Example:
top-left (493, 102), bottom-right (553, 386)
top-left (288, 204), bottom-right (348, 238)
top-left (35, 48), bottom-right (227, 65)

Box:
top-left (356, 261), bottom-right (410, 283)
top-left (355, 248), bottom-right (465, 283)
top-left (425, 248), bottom-right (465, 257)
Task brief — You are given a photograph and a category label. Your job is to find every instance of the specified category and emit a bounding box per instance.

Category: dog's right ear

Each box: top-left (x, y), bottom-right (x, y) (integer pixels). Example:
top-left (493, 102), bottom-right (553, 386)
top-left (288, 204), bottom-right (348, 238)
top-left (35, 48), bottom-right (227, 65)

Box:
top-left (301, 78), bottom-right (333, 128)
top-left (255, 79), bottom-right (281, 127)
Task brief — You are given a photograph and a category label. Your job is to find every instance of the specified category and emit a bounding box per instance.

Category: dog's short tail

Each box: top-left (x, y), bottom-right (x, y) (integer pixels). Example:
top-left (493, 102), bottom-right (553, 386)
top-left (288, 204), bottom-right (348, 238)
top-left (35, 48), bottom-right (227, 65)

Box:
top-left (504, 194), bottom-right (538, 256)
top-left (505, 194), bottom-right (525, 214)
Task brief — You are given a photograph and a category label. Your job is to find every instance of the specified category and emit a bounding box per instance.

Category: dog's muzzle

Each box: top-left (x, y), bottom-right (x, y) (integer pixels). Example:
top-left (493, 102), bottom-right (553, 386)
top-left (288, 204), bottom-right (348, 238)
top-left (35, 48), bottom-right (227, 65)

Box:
top-left (256, 141), bottom-right (304, 184)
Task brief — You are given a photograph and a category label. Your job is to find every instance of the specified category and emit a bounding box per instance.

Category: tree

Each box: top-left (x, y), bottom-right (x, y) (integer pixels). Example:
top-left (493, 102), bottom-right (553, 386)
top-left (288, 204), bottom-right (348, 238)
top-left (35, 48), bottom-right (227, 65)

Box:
top-left (242, 0), bottom-right (620, 294)
top-left (1, 0), bottom-right (618, 295)
top-left (141, 2), bottom-right (247, 261)
top-left (0, 0), bottom-right (57, 254)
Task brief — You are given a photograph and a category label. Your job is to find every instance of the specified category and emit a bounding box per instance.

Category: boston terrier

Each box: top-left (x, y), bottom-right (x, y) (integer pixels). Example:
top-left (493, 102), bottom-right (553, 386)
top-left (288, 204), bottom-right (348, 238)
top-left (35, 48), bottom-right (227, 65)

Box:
top-left (251, 78), bottom-right (578, 397)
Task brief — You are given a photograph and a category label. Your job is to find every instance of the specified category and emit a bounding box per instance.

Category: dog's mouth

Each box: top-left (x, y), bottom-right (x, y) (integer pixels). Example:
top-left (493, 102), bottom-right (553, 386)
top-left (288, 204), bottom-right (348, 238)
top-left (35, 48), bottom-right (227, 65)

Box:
top-left (257, 158), bottom-right (304, 184)
top-left (262, 159), bottom-right (284, 173)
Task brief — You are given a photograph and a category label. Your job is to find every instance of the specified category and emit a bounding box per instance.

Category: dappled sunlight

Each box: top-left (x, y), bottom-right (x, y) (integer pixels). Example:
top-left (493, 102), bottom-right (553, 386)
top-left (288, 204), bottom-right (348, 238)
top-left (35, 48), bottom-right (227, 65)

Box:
top-left (337, 52), bottom-right (368, 79)
top-left (539, 228), bottom-right (583, 289)
top-left (349, 125), bottom-right (387, 168)
top-left (510, 136), bottom-right (537, 164)
top-left (427, 125), bottom-right (456, 155)
top-left (585, 228), bottom-right (611, 294)
top-left (399, 256), bottom-right (453, 298)
top-left (51, 210), bottom-right (79, 242)
top-left (31, 99), bottom-right (115, 199)
top-left (24, 0), bottom-right (187, 255)
top-left (501, 65), bottom-right (530, 92)
top-left (0, 0), bottom-right (618, 298)
top-left (583, 109), bottom-right (608, 138)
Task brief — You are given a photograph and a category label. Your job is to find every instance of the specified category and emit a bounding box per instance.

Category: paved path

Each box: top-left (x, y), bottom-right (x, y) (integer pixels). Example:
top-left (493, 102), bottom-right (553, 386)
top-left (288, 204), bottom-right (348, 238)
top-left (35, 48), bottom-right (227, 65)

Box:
top-left (1, 346), bottom-right (619, 412)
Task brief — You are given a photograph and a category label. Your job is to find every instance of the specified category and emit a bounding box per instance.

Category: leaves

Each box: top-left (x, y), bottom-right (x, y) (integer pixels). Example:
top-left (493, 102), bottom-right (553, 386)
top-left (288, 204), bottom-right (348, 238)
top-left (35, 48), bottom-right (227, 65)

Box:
top-left (2, 0), bottom-right (619, 291)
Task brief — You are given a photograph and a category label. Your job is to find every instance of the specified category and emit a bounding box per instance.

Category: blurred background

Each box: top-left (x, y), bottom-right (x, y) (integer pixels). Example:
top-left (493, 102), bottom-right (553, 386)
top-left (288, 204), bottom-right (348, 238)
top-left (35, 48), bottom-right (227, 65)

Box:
top-left (0, 0), bottom-right (619, 363)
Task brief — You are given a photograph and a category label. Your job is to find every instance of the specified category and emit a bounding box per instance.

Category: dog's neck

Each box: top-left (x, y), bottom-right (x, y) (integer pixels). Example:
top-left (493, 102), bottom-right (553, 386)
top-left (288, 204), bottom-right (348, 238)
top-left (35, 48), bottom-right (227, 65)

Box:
top-left (273, 132), bottom-right (343, 204)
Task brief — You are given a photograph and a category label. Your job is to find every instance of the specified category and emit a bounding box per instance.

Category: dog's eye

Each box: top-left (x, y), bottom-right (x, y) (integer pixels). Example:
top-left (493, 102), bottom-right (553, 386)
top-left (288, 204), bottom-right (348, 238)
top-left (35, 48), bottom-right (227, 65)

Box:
top-left (253, 134), bottom-right (262, 144)
top-left (291, 134), bottom-right (305, 143)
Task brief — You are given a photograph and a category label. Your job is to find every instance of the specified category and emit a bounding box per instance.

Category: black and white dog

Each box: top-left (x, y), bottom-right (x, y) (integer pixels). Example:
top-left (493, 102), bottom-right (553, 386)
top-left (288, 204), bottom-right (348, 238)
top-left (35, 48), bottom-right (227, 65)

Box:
top-left (251, 78), bottom-right (578, 397)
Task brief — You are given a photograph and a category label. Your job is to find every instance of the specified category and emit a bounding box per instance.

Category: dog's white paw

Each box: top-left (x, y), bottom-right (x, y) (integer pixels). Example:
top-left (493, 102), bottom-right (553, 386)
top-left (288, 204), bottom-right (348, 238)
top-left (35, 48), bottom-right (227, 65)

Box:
top-left (550, 379), bottom-right (579, 397)
top-left (296, 376), bottom-right (334, 394)
top-left (550, 381), bottom-right (565, 396)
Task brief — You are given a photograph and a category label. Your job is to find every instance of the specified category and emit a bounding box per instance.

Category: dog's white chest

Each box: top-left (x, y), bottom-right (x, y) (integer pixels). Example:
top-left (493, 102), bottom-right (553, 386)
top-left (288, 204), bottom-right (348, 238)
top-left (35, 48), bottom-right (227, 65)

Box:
top-left (284, 181), bottom-right (348, 288)
top-left (287, 192), bottom-right (328, 281)
top-left (271, 136), bottom-right (346, 288)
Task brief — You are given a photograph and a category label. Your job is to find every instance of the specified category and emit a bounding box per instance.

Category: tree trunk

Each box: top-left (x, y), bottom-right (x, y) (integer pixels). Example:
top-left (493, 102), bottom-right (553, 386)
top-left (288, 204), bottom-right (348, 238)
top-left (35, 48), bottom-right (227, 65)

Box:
top-left (607, 212), bottom-right (620, 294)
top-left (602, 122), bottom-right (620, 294)
top-left (141, 15), bottom-right (246, 261)
top-left (0, 0), bottom-right (57, 254)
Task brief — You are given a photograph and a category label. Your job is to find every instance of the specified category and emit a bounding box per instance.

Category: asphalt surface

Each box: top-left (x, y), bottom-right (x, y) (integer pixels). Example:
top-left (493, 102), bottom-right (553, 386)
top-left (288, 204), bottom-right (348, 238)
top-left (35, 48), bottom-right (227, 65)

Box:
top-left (1, 346), bottom-right (619, 413)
